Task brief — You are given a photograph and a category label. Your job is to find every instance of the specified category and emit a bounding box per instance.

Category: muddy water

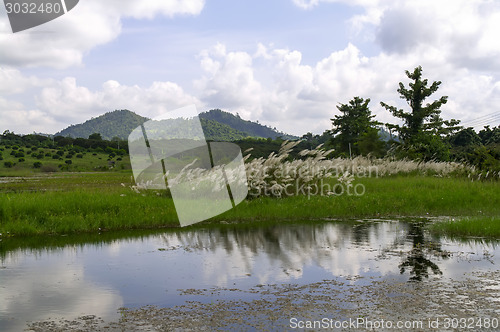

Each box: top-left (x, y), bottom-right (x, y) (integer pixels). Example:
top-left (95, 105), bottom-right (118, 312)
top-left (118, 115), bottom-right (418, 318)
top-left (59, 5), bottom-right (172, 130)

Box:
top-left (1, 220), bottom-right (499, 331)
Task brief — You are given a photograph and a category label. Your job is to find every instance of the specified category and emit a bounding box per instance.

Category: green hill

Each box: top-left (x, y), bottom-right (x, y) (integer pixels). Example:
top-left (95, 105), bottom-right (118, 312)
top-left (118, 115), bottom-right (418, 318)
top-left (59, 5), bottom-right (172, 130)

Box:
top-left (54, 109), bottom-right (296, 141)
top-left (200, 109), bottom-right (297, 139)
top-left (55, 110), bottom-right (149, 140)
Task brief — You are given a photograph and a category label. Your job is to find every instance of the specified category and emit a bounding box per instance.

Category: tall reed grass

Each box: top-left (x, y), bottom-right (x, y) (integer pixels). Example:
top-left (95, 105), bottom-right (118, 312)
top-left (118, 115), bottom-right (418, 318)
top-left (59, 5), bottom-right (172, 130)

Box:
top-left (244, 141), bottom-right (474, 198)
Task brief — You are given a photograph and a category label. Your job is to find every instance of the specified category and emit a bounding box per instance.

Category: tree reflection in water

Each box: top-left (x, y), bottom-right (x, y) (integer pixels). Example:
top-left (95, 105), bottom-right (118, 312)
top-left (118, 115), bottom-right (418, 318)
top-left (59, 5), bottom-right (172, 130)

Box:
top-left (398, 221), bottom-right (449, 282)
top-left (158, 220), bottom-right (451, 283)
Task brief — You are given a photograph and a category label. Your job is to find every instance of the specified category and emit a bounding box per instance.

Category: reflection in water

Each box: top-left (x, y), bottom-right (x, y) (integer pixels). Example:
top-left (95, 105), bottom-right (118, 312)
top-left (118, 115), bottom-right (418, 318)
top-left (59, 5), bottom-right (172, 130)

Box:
top-left (398, 222), bottom-right (445, 281)
top-left (0, 220), bottom-right (499, 331)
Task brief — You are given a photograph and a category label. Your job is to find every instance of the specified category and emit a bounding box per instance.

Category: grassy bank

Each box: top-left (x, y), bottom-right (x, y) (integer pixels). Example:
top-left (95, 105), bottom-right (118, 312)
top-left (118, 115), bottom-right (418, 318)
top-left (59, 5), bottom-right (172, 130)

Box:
top-left (0, 172), bottom-right (499, 237)
top-left (427, 216), bottom-right (500, 239)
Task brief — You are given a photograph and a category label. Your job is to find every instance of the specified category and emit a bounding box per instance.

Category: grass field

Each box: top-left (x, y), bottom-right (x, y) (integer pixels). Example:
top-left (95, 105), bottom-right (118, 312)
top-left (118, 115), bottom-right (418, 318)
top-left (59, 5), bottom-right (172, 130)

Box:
top-left (0, 171), bottom-right (498, 237)
top-left (0, 145), bottom-right (130, 176)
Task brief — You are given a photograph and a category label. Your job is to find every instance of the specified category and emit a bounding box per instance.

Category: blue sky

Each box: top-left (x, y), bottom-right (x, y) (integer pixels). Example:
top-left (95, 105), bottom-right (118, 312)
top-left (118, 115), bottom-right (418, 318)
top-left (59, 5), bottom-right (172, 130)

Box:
top-left (1, 0), bottom-right (500, 135)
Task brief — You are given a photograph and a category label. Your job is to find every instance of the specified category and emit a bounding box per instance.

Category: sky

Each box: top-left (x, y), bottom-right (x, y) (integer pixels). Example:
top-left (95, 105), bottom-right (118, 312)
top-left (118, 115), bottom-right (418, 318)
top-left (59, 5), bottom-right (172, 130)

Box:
top-left (1, 0), bottom-right (500, 136)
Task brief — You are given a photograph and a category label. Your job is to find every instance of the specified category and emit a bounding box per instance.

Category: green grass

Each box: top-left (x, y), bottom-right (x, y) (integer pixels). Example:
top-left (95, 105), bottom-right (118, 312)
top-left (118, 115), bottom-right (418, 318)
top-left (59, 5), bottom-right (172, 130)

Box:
top-left (0, 146), bottom-right (131, 174)
top-left (0, 172), bottom-right (498, 237)
top-left (427, 216), bottom-right (500, 239)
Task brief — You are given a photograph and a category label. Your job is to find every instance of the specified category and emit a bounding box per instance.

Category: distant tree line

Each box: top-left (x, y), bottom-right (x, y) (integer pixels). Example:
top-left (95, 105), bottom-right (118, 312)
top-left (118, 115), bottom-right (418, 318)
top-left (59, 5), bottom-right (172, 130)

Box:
top-left (0, 131), bottom-right (128, 155)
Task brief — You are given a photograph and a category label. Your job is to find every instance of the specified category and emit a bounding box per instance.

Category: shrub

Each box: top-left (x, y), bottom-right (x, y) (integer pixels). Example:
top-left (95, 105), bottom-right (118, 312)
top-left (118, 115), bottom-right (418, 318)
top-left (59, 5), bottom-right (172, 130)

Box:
top-left (33, 161), bottom-right (42, 168)
top-left (76, 154), bottom-right (83, 158)
top-left (65, 154), bottom-right (73, 159)
top-left (4, 161), bottom-right (13, 168)
top-left (18, 158), bottom-right (25, 162)
top-left (12, 145), bottom-right (19, 150)
top-left (56, 150), bottom-right (64, 156)
top-left (52, 155), bottom-right (60, 159)
top-left (45, 153), bottom-right (52, 157)
top-left (37, 154), bottom-right (44, 159)
top-left (65, 159), bottom-right (72, 165)
top-left (15, 152), bottom-right (24, 158)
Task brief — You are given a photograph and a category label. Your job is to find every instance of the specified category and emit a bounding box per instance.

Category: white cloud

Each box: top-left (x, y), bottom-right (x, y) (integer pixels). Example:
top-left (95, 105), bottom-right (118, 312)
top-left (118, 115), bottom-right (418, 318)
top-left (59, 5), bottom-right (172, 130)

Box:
top-left (0, 0), bottom-right (205, 68)
top-left (3, 0), bottom-right (500, 135)
top-left (0, 74), bottom-right (201, 134)
top-left (35, 77), bottom-right (201, 127)
top-left (0, 67), bottom-right (50, 95)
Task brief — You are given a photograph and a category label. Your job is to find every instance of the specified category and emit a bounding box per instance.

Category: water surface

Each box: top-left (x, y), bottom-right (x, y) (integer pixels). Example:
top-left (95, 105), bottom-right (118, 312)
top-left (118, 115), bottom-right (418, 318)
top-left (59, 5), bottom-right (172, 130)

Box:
top-left (1, 219), bottom-right (498, 331)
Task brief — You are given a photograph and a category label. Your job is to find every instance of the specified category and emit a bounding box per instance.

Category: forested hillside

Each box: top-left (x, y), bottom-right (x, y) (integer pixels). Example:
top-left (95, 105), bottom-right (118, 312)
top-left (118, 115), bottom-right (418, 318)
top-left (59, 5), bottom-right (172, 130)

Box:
top-left (56, 110), bottom-right (148, 140)
top-left (199, 109), bottom-right (297, 140)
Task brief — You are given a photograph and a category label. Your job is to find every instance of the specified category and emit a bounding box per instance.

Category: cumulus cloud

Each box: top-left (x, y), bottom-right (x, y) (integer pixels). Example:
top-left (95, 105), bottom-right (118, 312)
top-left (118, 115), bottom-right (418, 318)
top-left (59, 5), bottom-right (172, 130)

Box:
top-left (194, 36), bottom-right (500, 135)
top-left (0, 0), bottom-right (205, 68)
top-left (36, 77), bottom-right (201, 125)
top-left (195, 42), bottom-right (407, 134)
top-left (0, 67), bottom-right (50, 95)
top-left (0, 73), bottom-right (201, 134)
top-left (3, 0), bottom-right (500, 136)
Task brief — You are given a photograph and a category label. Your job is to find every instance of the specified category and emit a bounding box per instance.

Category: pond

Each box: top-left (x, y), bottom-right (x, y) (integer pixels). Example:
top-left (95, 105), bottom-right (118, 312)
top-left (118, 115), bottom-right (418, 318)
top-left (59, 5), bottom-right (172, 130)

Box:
top-left (1, 219), bottom-right (499, 331)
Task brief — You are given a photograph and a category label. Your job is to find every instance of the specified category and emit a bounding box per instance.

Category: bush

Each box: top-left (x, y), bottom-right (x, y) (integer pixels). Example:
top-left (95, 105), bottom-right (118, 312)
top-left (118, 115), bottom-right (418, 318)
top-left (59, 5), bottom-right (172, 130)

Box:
top-left (37, 154), bottom-right (44, 159)
top-left (12, 145), bottom-right (19, 150)
top-left (65, 154), bottom-right (73, 159)
top-left (56, 150), bottom-right (64, 156)
top-left (4, 161), bottom-right (13, 168)
top-left (18, 158), bottom-right (25, 162)
top-left (65, 159), bottom-right (72, 165)
top-left (76, 154), bottom-right (84, 158)
top-left (33, 161), bottom-right (42, 168)
top-left (45, 153), bottom-right (52, 157)
top-left (52, 155), bottom-right (60, 159)
top-left (15, 152), bottom-right (25, 158)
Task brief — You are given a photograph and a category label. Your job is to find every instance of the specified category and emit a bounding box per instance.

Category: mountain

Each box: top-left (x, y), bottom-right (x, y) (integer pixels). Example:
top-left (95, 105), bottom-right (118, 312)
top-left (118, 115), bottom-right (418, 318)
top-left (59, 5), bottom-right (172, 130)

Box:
top-left (55, 109), bottom-right (296, 141)
top-left (55, 110), bottom-right (149, 140)
top-left (200, 109), bottom-right (297, 140)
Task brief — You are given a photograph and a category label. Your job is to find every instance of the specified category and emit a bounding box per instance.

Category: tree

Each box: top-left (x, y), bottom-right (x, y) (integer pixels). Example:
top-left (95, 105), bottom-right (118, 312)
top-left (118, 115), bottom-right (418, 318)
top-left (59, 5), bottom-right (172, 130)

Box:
top-left (449, 127), bottom-right (481, 147)
top-left (88, 133), bottom-right (102, 140)
top-left (381, 66), bottom-right (460, 160)
top-left (330, 97), bottom-right (382, 157)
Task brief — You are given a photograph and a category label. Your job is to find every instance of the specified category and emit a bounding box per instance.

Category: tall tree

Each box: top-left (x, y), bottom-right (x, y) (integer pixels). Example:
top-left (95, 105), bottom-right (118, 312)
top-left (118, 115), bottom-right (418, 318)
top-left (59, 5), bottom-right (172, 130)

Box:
top-left (330, 97), bottom-right (382, 157)
top-left (381, 66), bottom-right (460, 160)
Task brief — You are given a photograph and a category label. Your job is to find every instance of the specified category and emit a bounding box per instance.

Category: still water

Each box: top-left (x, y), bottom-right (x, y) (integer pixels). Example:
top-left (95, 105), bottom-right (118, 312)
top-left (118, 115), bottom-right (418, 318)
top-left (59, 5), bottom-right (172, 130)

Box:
top-left (1, 220), bottom-right (499, 331)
